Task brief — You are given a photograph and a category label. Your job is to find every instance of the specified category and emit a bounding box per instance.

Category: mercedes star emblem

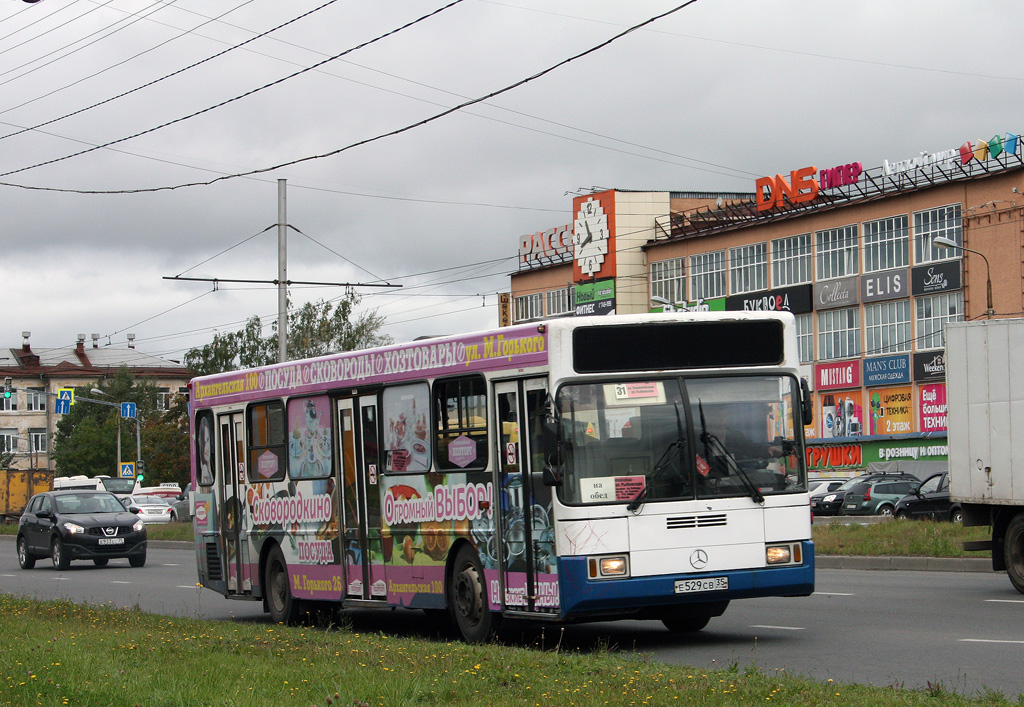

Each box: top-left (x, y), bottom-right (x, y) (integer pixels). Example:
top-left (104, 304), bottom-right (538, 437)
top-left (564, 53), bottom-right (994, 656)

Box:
top-left (689, 549), bottom-right (709, 569)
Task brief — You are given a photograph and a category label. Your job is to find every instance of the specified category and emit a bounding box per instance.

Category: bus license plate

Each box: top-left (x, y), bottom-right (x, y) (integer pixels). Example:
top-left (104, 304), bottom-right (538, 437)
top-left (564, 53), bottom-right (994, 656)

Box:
top-left (675, 577), bottom-right (727, 594)
top-left (98, 538), bottom-right (124, 545)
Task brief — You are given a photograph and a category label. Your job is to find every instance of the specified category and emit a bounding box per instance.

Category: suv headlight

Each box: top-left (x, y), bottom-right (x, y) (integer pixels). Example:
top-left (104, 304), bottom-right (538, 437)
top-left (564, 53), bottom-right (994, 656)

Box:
top-left (61, 521), bottom-right (86, 535)
top-left (133, 519), bottom-right (145, 532)
top-left (823, 494), bottom-right (837, 503)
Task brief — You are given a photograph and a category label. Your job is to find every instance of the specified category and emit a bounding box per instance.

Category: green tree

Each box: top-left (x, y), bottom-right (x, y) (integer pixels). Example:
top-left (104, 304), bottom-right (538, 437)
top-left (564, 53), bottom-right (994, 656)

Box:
top-left (184, 291), bottom-right (391, 376)
top-left (51, 368), bottom-right (188, 486)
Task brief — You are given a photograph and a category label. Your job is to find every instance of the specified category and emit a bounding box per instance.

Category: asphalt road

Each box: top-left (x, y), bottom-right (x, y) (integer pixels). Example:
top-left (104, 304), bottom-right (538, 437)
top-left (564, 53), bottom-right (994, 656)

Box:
top-left (2, 537), bottom-right (1022, 699)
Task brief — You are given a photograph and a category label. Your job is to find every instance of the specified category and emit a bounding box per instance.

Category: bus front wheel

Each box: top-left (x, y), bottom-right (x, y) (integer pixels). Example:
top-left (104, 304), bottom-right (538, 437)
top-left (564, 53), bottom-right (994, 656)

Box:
top-left (449, 546), bottom-right (499, 643)
top-left (266, 545), bottom-right (301, 623)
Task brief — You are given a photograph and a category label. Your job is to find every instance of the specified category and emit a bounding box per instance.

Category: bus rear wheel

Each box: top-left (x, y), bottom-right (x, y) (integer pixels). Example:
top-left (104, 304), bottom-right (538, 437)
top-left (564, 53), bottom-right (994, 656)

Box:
top-left (266, 545), bottom-right (301, 623)
top-left (449, 546), bottom-right (499, 643)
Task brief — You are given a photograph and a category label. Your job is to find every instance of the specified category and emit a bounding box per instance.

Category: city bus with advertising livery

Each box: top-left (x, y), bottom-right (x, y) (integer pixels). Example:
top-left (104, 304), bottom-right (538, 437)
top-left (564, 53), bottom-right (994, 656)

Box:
top-left (188, 312), bottom-right (815, 642)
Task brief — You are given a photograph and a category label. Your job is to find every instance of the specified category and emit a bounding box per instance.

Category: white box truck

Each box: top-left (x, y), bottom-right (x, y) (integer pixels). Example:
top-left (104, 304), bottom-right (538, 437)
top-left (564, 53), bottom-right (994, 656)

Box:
top-left (946, 318), bottom-right (1024, 592)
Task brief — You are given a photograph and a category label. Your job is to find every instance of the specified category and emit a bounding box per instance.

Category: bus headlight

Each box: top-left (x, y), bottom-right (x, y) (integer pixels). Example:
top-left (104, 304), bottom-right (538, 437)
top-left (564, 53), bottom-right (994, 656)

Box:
top-left (766, 543), bottom-right (802, 565)
top-left (588, 554), bottom-right (630, 579)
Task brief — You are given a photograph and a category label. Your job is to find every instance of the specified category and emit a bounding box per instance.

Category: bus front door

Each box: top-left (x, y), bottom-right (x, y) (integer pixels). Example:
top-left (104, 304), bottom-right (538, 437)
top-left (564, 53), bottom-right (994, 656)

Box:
top-left (336, 396), bottom-right (387, 601)
top-left (494, 379), bottom-right (559, 615)
top-left (217, 411), bottom-right (250, 595)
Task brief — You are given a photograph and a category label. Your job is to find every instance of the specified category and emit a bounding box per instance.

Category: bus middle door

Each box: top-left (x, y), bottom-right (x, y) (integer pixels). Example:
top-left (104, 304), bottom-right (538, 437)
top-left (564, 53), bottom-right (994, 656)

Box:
top-left (336, 395), bottom-right (387, 602)
top-left (217, 411), bottom-right (251, 595)
top-left (494, 379), bottom-right (558, 615)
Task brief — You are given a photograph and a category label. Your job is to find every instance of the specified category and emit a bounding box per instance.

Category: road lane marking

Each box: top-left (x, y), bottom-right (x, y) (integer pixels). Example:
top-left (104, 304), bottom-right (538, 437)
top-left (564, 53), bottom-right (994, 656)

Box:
top-left (162, 563), bottom-right (180, 567)
top-left (960, 639), bottom-right (1024, 644)
top-left (813, 592), bottom-right (854, 596)
top-left (177, 585), bottom-right (199, 589)
top-left (111, 581), bottom-right (132, 584)
top-left (750, 625), bottom-right (805, 631)
top-left (52, 577), bottom-right (68, 581)
top-left (985, 599), bottom-right (1024, 604)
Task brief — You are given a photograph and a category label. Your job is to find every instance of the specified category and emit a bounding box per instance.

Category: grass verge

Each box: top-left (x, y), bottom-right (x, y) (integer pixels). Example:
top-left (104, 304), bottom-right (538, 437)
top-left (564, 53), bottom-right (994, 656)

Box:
top-left (813, 519), bottom-right (990, 558)
top-left (0, 595), bottom-right (1019, 707)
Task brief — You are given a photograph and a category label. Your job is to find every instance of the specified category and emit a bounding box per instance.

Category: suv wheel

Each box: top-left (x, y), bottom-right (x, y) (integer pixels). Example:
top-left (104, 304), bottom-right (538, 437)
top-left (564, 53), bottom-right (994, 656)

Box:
top-left (51, 537), bottom-right (70, 571)
top-left (17, 536), bottom-right (36, 569)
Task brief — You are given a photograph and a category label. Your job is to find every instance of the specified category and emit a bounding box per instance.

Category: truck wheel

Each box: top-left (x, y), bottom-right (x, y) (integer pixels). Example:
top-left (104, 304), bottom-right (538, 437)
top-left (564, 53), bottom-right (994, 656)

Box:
top-left (1004, 514), bottom-right (1024, 594)
top-left (17, 536), bottom-right (35, 569)
top-left (448, 546), bottom-right (499, 643)
top-left (950, 508), bottom-right (964, 524)
top-left (266, 545), bottom-right (301, 624)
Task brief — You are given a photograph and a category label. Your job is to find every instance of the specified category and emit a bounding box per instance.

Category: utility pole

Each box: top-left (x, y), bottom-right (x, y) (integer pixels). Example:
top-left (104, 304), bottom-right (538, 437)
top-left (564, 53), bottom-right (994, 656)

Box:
top-left (278, 178), bottom-right (288, 363)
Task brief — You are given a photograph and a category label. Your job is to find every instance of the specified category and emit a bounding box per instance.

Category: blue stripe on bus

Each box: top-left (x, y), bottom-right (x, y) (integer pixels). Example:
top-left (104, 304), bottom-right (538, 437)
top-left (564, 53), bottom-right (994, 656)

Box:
top-left (556, 541), bottom-right (815, 617)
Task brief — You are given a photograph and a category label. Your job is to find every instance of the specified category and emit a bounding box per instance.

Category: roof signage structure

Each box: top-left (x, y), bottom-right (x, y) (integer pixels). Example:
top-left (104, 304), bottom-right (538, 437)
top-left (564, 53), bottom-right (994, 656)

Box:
top-left (755, 166), bottom-right (819, 212)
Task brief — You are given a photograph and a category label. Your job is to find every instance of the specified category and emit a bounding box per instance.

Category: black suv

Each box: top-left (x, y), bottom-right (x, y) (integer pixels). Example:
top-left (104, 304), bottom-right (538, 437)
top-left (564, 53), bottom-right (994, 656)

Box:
top-left (810, 472), bottom-right (919, 516)
top-left (17, 490), bottom-right (148, 570)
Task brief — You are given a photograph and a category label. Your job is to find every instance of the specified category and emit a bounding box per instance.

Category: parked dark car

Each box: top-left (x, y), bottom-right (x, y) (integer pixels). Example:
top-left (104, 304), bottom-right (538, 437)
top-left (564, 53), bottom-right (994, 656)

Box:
top-left (842, 477), bottom-right (919, 516)
top-left (810, 472), bottom-right (919, 516)
top-left (894, 472), bottom-right (962, 522)
top-left (17, 490), bottom-right (147, 570)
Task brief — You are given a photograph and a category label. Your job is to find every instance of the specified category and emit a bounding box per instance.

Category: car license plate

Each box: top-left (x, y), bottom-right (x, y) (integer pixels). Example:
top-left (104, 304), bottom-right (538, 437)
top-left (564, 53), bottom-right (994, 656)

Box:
top-left (844, 503), bottom-right (857, 509)
top-left (98, 538), bottom-right (124, 545)
top-left (674, 577), bottom-right (728, 594)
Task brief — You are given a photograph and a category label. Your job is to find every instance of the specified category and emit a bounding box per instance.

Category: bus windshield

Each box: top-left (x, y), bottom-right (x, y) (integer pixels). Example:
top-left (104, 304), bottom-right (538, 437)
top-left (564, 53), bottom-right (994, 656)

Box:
top-left (100, 478), bottom-right (136, 495)
top-left (555, 375), bottom-right (806, 506)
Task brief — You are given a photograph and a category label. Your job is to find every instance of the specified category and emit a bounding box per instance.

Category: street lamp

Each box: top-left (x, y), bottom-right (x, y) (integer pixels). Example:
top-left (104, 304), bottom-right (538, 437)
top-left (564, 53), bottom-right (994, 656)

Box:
top-left (933, 236), bottom-right (994, 318)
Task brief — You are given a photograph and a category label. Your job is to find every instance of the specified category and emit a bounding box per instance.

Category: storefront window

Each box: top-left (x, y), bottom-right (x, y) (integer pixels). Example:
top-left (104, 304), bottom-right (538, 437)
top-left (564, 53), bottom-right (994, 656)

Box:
top-left (689, 250), bottom-right (726, 300)
top-left (914, 205), bottom-right (961, 264)
top-left (863, 215), bottom-right (909, 273)
top-left (864, 300), bottom-right (911, 355)
top-left (815, 225), bottom-right (858, 280)
top-left (818, 307), bottom-right (860, 360)
top-left (772, 233), bottom-right (811, 286)
top-left (916, 292), bottom-right (963, 349)
top-left (729, 242), bottom-right (767, 295)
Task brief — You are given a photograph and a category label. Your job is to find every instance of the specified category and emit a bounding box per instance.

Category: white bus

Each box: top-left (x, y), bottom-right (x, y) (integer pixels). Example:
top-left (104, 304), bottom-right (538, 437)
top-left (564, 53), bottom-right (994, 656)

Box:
top-left (188, 312), bottom-right (814, 642)
top-left (52, 475), bottom-right (136, 496)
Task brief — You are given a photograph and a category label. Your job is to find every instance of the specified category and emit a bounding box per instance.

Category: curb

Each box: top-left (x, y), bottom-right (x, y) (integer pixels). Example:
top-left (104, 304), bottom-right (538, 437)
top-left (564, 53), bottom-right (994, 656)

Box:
top-left (816, 554), bottom-right (996, 573)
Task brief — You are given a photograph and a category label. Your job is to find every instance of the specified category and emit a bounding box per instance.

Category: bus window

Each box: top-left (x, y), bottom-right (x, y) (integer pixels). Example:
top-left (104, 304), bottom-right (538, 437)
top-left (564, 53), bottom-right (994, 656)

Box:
top-left (382, 383), bottom-right (430, 473)
top-left (248, 401), bottom-right (286, 482)
top-left (286, 396), bottom-right (332, 479)
top-left (433, 376), bottom-right (487, 471)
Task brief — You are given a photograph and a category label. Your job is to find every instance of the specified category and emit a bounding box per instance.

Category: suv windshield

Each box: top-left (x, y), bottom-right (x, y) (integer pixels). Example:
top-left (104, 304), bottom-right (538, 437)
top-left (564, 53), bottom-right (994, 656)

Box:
top-left (555, 375), bottom-right (806, 506)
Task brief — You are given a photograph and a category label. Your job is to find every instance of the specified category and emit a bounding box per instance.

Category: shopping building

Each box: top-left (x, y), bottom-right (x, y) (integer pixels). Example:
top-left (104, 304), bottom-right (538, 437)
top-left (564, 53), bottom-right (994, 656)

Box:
top-left (0, 333), bottom-right (190, 471)
top-left (509, 131), bottom-right (1024, 478)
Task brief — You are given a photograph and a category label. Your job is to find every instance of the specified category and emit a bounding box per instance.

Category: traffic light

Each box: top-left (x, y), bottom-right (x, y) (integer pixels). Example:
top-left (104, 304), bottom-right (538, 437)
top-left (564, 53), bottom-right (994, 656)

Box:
top-left (3, 377), bottom-right (11, 399)
top-left (136, 459), bottom-right (145, 483)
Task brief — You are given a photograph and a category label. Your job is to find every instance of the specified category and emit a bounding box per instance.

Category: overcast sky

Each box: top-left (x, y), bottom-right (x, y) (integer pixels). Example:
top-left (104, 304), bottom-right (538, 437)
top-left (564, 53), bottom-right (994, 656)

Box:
top-left (2, 0), bottom-right (1020, 361)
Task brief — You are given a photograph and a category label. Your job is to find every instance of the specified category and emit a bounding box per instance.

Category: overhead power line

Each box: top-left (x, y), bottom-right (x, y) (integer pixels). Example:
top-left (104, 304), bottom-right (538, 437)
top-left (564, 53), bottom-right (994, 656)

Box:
top-left (0, 0), bottom-right (469, 179)
top-left (0, 0), bottom-right (702, 194)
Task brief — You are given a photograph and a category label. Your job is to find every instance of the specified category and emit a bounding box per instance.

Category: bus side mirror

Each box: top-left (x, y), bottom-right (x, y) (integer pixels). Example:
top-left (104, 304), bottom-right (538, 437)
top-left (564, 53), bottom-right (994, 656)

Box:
top-left (800, 379), bottom-right (814, 427)
top-left (542, 464), bottom-right (562, 487)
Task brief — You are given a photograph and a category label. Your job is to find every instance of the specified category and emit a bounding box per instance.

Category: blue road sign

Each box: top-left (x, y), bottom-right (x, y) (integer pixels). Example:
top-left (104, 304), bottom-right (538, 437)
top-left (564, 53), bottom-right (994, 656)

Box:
top-left (120, 462), bottom-right (135, 478)
top-left (54, 398), bottom-right (71, 415)
top-left (121, 402), bottom-right (137, 419)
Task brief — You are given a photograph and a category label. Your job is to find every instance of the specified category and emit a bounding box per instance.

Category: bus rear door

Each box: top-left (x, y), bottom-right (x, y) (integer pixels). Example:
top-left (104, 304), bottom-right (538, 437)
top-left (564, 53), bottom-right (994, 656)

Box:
top-left (217, 411), bottom-right (251, 595)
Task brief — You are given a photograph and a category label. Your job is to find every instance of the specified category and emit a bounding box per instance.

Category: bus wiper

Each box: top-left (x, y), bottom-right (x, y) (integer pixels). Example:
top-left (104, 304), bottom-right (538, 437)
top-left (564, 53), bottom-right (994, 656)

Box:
top-left (627, 402), bottom-right (686, 513)
top-left (698, 400), bottom-right (764, 505)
